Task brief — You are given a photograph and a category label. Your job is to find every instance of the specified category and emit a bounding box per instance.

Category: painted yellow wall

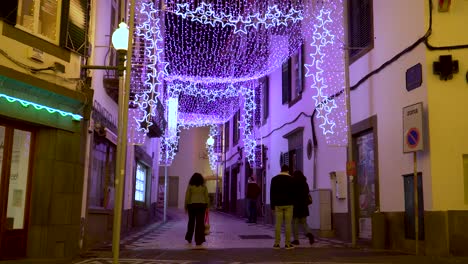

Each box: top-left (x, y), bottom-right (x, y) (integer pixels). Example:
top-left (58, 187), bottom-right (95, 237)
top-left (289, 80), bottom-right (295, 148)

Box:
top-left (426, 0), bottom-right (468, 210)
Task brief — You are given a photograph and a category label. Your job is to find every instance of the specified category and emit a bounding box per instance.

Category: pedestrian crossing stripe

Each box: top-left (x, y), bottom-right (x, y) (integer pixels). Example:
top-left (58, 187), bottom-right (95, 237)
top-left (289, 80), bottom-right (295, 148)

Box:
top-left (74, 259), bottom-right (385, 264)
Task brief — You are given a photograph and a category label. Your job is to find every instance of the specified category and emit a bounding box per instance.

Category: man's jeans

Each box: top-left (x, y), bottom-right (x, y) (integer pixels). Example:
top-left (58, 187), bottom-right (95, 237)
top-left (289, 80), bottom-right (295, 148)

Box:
top-left (247, 198), bottom-right (257, 223)
top-left (274, 205), bottom-right (293, 245)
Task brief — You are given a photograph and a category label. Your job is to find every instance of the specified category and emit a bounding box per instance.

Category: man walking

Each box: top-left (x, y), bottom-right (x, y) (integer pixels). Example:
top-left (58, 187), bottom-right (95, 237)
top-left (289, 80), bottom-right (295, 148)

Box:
top-left (270, 164), bottom-right (295, 249)
top-left (246, 176), bottom-right (261, 223)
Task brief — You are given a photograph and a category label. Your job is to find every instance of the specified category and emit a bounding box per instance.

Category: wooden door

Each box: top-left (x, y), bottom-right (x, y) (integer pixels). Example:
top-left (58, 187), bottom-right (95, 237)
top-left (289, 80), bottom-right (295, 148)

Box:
top-left (167, 176), bottom-right (179, 207)
top-left (0, 125), bottom-right (34, 259)
top-left (223, 170), bottom-right (230, 212)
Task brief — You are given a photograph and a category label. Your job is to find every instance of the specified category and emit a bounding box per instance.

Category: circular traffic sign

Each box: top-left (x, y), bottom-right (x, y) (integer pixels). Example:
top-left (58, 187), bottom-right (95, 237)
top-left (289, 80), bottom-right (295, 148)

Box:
top-left (406, 127), bottom-right (420, 148)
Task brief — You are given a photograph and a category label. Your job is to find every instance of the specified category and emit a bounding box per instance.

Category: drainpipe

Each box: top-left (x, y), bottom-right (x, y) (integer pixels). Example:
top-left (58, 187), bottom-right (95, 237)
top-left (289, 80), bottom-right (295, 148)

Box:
top-left (343, 0), bottom-right (357, 248)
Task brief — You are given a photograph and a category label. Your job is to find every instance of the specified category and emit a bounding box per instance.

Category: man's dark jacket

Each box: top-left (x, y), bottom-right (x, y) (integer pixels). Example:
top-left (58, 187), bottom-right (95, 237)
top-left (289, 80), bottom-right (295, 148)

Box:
top-left (246, 182), bottom-right (261, 199)
top-left (270, 172), bottom-right (295, 209)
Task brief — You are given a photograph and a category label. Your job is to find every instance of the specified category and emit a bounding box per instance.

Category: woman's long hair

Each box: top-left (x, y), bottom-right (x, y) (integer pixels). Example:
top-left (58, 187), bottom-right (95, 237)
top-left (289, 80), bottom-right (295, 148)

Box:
top-left (292, 170), bottom-right (307, 182)
top-left (189, 172), bottom-right (205, 186)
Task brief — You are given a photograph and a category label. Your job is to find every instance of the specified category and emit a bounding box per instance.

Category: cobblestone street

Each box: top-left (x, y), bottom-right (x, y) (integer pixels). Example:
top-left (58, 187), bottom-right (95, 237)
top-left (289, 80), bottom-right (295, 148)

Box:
top-left (60, 209), bottom-right (468, 264)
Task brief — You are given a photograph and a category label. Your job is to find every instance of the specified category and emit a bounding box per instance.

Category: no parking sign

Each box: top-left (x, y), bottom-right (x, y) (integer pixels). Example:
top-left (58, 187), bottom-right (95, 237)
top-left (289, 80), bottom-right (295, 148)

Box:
top-left (403, 103), bottom-right (424, 153)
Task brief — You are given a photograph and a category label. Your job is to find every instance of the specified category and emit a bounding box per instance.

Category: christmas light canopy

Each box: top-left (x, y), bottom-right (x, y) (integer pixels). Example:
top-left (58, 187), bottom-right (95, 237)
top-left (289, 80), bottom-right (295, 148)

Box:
top-left (128, 0), bottom-right (347, 165)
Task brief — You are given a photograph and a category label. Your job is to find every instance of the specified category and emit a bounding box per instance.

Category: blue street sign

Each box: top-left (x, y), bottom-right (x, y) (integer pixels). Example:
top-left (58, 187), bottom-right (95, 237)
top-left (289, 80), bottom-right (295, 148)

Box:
top-left (406, 128), bottom-right (420, 149)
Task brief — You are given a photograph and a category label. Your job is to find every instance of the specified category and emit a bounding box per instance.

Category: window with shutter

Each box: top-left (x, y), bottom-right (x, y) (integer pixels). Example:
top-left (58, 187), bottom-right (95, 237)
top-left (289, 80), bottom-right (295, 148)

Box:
top-left (281, 59), bottom-right (291, 104)
top-left (348, 0), bottom-right (373, 63)
top-left (261, 76), bottom-right (269, 124)
top-left (225, 120), bottom-right (230, 151)
top-left (233, 110), bottom-right (240, 146)
top-left (254, 80), bottom-right (262, 127)
top-left (282, 44), bottom-right (304, 107)
top-left (60, 0), bottom-right (90, 56)
top-left (290, 44), bottom-right (304, 103)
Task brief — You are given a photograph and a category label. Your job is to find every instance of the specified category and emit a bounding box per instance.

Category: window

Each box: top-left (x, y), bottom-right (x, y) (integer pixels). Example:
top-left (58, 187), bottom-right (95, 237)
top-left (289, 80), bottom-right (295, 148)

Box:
top-left (225, 121), bottom-right (230, 151)
top-left (89, 135), bottom-right (116, 209)
top-left (135, 162), bottom-right (148, 202)
top-left (260, 76), bottom-right (269, 125)
top-left (16, 0), bottom-right (62, 43)
top-left (348, 0), bottom-right (373, 63)
top-left (232, 110), bottom-right (240, 146)
top-left (0, 0), bottom-right (90, 55)
top-left (282, 45), bottom-right (304, 106)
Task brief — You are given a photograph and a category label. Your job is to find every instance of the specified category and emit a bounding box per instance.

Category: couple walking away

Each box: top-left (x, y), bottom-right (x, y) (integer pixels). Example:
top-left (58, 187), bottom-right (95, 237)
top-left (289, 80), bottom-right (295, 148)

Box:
top-left (270, 165), bottom-right (315, 249)
top-left (184, 172), bottom-right (209, 246)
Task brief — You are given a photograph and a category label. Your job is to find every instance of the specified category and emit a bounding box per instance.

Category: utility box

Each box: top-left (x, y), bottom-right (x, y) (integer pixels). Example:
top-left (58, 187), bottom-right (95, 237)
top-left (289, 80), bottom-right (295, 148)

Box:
top-left (334, 171), bottom-right (347, 199)
top-left (308, 189), bottom-right (332, 236)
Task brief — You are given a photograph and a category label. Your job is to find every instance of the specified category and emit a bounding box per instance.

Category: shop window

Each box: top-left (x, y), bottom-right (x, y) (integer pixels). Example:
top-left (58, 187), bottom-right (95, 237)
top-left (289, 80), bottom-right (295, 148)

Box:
top-left (89, 135), bottom-right (116, 209)
top-left (135, 162), bottom-right (148, 203)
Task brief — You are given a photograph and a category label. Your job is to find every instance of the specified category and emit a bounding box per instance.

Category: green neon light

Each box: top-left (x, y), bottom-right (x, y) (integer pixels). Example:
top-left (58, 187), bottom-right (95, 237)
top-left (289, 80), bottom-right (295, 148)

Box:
top-left (0, 93), bottom-right (83, 121)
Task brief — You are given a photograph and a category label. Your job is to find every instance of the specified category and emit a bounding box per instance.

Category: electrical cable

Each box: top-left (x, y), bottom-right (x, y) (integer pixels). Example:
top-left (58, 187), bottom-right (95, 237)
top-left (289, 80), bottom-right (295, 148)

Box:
top-left (260, 111), bottom-right (313, 140)
top-left (0, 48), bottom-right (80, 83)
top-left (424, 0), bottom-right (468, 51)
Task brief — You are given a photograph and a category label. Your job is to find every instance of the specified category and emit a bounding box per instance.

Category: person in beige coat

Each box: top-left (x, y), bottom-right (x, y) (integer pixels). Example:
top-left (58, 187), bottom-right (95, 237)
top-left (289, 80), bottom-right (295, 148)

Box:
top-left (184, 172), bottom-right (209, 245)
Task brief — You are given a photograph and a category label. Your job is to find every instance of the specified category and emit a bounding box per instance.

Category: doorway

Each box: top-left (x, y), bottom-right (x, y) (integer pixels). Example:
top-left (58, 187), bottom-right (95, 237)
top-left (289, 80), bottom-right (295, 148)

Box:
top-left (0, 124), bottom-right (34, 259)
top-left (158, 176), bottom-right (179, 208)
top-left (352, 116), bottom-right (379, 241)
top-left (223, 169), bottom-right (230, 212)
top-left (230, 166), bottom-right (238, 214)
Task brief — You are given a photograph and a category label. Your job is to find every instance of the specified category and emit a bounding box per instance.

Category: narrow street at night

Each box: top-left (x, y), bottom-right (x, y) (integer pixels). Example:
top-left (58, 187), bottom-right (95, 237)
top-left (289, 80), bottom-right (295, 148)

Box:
top-left (1, 0), bottom-right (468, 263)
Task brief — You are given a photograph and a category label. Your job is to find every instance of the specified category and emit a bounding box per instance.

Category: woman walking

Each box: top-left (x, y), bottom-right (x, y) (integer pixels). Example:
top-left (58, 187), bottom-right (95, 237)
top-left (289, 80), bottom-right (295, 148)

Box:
top-left (184, 172), bottom-right (209, 246)
top-left (291, 170), bottom-right (315, 245)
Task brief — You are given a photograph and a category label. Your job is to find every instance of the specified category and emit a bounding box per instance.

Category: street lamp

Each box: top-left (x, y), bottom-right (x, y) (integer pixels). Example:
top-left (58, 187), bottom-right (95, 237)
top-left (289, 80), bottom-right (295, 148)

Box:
top-left (112, 22), bottom-right (129, 76)
top-left (81, 21), bottom-right (129, 75)
top-left (206, 136), bottom-right (214, 146)
top-left (81, 19), bottom-right (133, 264)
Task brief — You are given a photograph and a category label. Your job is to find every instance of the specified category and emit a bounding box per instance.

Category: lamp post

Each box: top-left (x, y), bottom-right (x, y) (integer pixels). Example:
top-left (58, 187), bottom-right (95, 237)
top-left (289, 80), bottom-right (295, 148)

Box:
top-left (81, 17), bottom-right (134, 264)
top-left (111, 21), bottom-right (130, 264)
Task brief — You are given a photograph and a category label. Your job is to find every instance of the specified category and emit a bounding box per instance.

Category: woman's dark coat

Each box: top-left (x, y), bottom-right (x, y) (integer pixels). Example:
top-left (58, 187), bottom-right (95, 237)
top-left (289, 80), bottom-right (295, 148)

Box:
top-left (293, 178), bottom-right (310, 218)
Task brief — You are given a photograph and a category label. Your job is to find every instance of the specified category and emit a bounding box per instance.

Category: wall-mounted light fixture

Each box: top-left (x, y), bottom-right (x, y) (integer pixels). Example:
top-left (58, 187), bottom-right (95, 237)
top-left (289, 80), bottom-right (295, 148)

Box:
top-left (433, 55), bottom-right (458, 81)
top-left (81, 22), bottom-right (128, 76)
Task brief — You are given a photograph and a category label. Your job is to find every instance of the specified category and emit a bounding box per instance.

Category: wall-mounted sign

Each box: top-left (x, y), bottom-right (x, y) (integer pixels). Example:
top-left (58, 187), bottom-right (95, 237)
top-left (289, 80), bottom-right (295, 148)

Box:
top-left (403, 103), bottom-right (424, 153)
top-left (406, 63), bottom-right (422, 92)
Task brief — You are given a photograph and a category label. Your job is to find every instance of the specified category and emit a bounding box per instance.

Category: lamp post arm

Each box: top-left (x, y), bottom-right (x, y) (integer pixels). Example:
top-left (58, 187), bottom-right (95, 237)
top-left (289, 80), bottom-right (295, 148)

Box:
top-left (81, 65), bottom-right (119, 70)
